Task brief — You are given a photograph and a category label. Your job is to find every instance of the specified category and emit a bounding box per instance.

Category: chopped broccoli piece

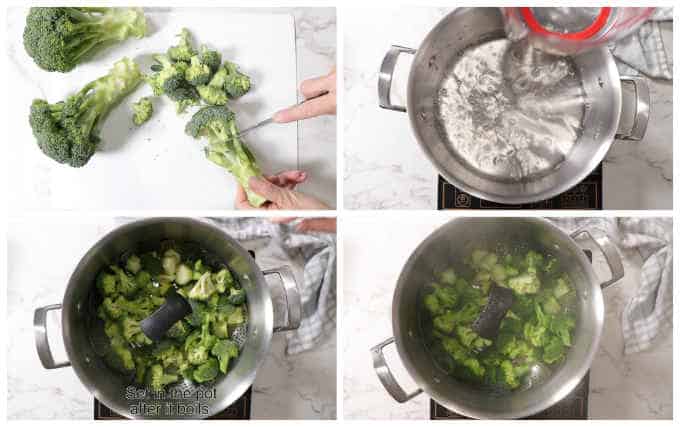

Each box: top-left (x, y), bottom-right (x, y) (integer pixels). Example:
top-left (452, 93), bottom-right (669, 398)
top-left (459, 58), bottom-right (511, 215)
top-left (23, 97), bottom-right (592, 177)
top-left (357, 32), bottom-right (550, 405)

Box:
top-left (23, 7), bottom-right (147, 72)
top-left (222, 61), bottom-right (251, 98)
top-left (175, 263), bottom-right (193, 285)
top-left (211, 339), bottom-right (239, 373)
top-left (125, 254), bottom-right (142, 274)
top-left (198, 45), bottom-right (221, 73)
top-left (193, 358), bottom-right (219, 383)
top-left (167, 28), bottom-right (195, 62)
top-left (185, 56), bottom-right (212, 86)
top-left (131, 97), bottom-right (153, 126)
top-left (188, 271), bottom-right (217, 301)
top-left (507, 272), bottom-right (541, 295)
top-left (227, 288), bottom-right (246, 305)
top-left (148, 364), bottom-right (179, 391)
top-left (197, 84), bottom-right (228, 106)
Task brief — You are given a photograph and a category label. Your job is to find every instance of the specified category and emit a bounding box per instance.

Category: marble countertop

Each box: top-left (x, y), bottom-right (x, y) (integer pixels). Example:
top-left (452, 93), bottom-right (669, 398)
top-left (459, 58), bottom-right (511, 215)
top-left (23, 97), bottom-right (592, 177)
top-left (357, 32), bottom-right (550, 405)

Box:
top-left (6, 7), bottom-right (336, 212)
top-left (6, 218), bottom-right (336, 419)
top-left (343, 7), bottom-right (672, 210)
top-left (342, 216), bottom-right (672, 419)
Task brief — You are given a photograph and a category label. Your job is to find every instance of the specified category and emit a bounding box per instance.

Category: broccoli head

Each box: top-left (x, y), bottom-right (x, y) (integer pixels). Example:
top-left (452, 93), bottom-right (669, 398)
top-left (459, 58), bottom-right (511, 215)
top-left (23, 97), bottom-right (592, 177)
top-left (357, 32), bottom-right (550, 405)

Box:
top-left (29, 58), bottom-right (143, 167)
top-left (147, 54), bottom-right (199, 113)
top-left (23, 7), bottom-right (147, 72)
top-left (185, 106), bottom-right (265, 206)
top-left (131, 97), bottom-right (153, 126)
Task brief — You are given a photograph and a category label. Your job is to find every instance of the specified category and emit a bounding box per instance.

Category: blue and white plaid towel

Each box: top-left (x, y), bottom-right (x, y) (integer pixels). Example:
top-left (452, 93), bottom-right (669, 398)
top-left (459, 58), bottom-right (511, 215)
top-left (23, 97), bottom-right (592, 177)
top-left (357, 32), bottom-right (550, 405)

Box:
top-left (211, 217), bottom-right (336, 355)
top-left (611, 7), bottom-right (673, 80)
top-left (550, 218), bottom-right (672, 354)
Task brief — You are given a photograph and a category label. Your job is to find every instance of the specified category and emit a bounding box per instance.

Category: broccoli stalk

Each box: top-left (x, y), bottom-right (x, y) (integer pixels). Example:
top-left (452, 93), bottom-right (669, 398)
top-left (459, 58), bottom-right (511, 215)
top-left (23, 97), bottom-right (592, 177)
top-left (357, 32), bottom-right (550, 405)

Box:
top-left (185, 106), bottom-right (266, 206)
top-left (23, 7), bottom-right (147, 72)
top-left (29, 58), bottom-right (143, 167)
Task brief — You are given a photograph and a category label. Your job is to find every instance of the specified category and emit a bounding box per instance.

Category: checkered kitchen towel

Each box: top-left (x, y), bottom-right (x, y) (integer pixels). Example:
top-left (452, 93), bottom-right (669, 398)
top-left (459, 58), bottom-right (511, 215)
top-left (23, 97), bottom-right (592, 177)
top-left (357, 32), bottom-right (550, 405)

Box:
top-left (550, 218), bottom-right (672, 354)
top-left (611, 7), bottom-right (673, 80)
top-left (211, 217), bottom-right (336, 355)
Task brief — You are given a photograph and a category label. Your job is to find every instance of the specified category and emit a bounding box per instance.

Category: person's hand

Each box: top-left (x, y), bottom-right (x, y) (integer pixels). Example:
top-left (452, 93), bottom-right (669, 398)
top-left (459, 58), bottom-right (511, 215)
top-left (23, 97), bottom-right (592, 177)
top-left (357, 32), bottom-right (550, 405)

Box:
top-left (273, 68), bottom-right (336, 122)
top-left (272, 217), bottom-right (336, 233)
top-left (235, 171), bottom-right (330, 210)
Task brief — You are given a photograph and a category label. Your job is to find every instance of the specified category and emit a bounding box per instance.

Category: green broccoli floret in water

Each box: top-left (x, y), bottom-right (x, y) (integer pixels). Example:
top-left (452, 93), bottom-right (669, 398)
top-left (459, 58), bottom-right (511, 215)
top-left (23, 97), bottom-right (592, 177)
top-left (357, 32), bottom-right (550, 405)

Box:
top-left (29, 58), bottom-right (143, 167)
top-left (148, 364), bottom-right (179, 391)
top-left (23, 7), bottom-right (147, 72)
top-left (422, 246), bottom-right (577, 391)
top-left (131, 97), bottom-right (153, 126)
top-left (185, 106), bottom-right (266, 206)
top-left (211, 339), bottom-right (239, 373)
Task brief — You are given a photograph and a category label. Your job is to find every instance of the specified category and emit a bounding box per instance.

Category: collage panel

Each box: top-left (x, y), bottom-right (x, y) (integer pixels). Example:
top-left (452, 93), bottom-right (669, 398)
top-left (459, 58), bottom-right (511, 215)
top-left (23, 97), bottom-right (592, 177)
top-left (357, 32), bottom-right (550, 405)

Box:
top-left (344, 7), bottom-right (672, 210)
top-left (7, 216), bottom-right (336, 419)
top-left (8, 6), bottom-right (336, 212)
top-left (343, 215), bottom-right (672, 419)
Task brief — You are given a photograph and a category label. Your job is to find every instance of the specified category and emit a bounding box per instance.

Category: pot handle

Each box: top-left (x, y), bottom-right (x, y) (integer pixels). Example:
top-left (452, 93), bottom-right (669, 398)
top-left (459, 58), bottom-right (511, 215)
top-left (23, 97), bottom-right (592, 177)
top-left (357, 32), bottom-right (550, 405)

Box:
top-left (615, 76), bottom-right (650, 141)
top-left (263, 266), bottom-right (302, 332)
top-left (34, 304), bottom-right (71, 369)
top-left (378, 45), bottom-right (416, 112)
top-left (570, 229), bottom-right (625, 289)
top-left (371, 337), bottom-right (423, 403)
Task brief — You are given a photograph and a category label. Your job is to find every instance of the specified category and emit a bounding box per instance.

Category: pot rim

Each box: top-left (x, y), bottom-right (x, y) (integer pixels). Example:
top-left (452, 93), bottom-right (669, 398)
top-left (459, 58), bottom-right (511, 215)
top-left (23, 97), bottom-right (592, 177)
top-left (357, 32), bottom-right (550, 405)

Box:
top-left (391, 217), bottom-right (604, 419)
top-left (61, 217), bottom-right (274, 419)
top-left (405, 7), bottom-right (622, 204)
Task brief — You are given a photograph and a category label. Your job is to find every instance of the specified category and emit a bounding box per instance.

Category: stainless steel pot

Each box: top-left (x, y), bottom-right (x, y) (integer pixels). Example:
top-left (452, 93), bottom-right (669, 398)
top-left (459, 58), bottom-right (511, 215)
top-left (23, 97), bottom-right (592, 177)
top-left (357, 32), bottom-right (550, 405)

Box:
top-left (371, 217), bottom-right (624, 419)
top-left (379, 7), bottom-right (650, 204)
top-left (34, 218), bottom-right (302, 419)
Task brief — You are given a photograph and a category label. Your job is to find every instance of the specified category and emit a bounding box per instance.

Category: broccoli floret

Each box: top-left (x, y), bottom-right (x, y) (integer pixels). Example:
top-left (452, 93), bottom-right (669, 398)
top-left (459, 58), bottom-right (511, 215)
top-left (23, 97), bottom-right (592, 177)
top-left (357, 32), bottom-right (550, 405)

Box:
top-left (185, 56), bottom-right (212, 86)
top-left (29, 58), bottom-right (143, 167)
top-left (97, 272), bottom-right (118, 296)
top-left (428, 283), bottom-right (458, 308)
top-left (198, 45), bottom-right (222, 73)
top-left (147, 54), bottom-right (199, 113)
top-left (423, 293), bottom-right (442, 316)
top-left (185, 106), bottom-right (265, 206)
top-left (227, 288), bottom-right (246, 305)
top-left (213, 268), bottom-right (234, 293)
top-left (98, 297), bottom-right (123, 320)
top-left (193, 358), bottom-right (219, 383)
top-left (542, 296), bottom-right (561, 315)
top-left (147, 364), bottom-right (179, 391)
top-left (23, 7), bottom-right (147, 72)
top-left (167, 28), bottom-right (195, 62)
top-left (108, 338), bottom-right (135, 372)
top-left (197, 85), bottom-right (229, 106)
top-left (438, 269), bottom-right (457, 285)
top-left (211, 339), bottom-right (239, 373)
top-left (227, 307), bottom-right (245, 326)
top-left (110, 265), bottom-right (138, 296)
top-left (167, 319), bottom-right (190, 340)
top-left (507, 272), bottom-right (541, 295)
top-left (189, 271), bottom-right (217, 301)
top-left (131, 97), bottom-right (153, 126)
top-left (162, 249), bottom-right (181, 275)
top-left (456, 326), bottom-right (491, 350)
top-left (222, 61), bottom-right (251, 98)
top-left (542, 336), bottom-right (566, 364)
top-left (121, 317), bottom-right (152, 346)
top-left (553, 276), bottom-right (572, 299)
top-left (500, 360), bottom-right (519, 389)
top-left (175, 263), bottom-right (193, 285)
top-left (125, 254), bottom-right (142, 274)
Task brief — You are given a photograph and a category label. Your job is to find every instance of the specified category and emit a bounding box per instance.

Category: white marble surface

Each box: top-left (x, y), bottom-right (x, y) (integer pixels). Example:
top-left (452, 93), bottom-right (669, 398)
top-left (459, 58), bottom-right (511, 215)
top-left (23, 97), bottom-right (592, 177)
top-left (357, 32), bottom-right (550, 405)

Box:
top-left (6, 218), bottom-right (336, 419)
top-left (342, 216), bottom-right (672, 419)
top-left (343, 8), bottom-right (673, 210)
top-left (6, 7), bottom-right (336, 212)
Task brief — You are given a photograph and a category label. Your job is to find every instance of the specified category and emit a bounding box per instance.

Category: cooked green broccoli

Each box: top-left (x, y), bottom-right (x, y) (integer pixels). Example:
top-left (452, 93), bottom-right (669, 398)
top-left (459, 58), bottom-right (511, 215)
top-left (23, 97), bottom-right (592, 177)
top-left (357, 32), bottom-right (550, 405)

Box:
top-left (423, 246), bottom-right (577, 391)
top-left (29, 58), bottom-right (143, 167)
top-left (148, 364), bottom-right (179, 391)
top-left (188, 271), bottom-right (217, 301)
top-left (185, 106), bottom-right (265, 206)
top-left (167, 28), bottom-right (195, 62)
top-left (97, 247), bottom-right (247, 391)
top-left (23, 7), bottom-right (147, 72)
top-left (211, 339), bottom-right (239, 373)
top-left (193, 358), bottom-right (219, 383)
top-left (131, 97), bottom-right (153, 126)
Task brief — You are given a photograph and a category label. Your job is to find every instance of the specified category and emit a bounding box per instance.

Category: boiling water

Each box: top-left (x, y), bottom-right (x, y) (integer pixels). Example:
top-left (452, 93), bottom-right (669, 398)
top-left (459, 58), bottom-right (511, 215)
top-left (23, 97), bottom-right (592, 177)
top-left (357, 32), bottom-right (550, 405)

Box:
top-left (435, 39), bottom-right (586, 181)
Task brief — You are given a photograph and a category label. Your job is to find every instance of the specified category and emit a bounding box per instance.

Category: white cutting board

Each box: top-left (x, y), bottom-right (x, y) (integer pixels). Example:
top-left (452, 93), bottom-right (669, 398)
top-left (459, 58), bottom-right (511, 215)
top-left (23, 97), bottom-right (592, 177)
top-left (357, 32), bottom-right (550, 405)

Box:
top-left (6, 8), bottom-right (298, 211)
